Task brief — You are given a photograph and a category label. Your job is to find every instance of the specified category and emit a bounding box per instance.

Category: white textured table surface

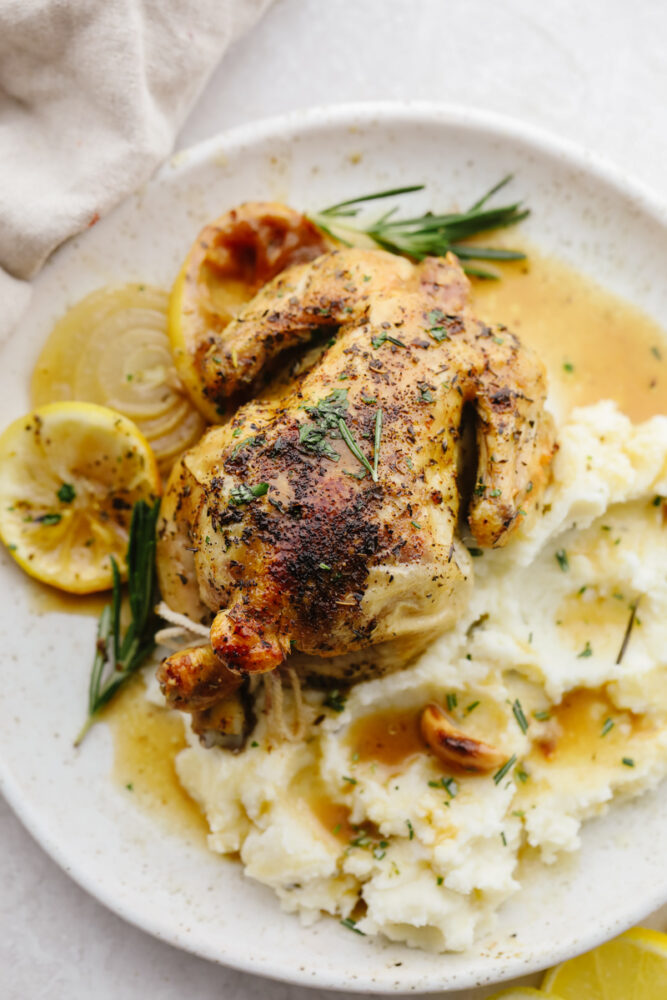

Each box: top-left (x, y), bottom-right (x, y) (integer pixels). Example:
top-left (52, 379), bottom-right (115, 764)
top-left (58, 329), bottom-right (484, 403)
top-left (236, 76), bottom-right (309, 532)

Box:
top-left (2, 1), bottom-right (666, 997)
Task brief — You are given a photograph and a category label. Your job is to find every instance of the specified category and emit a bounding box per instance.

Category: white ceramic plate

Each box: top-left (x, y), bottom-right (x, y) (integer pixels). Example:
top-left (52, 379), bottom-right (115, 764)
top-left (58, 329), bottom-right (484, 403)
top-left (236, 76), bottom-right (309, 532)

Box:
top-left (1, 103), bottom-right (666, 994)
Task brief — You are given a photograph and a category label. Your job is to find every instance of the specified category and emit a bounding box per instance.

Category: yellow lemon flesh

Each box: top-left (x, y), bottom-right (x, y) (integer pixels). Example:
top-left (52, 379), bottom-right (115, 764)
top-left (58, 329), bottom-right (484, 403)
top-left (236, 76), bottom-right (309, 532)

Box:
top-left (168, 202), bottom-right (332, 423)
top-left (0, 402), bottom-right (161, 593)
top-left (542, 927), bottom-right (667, 1000)
top-left (31, 284), bottom-right (205, 475)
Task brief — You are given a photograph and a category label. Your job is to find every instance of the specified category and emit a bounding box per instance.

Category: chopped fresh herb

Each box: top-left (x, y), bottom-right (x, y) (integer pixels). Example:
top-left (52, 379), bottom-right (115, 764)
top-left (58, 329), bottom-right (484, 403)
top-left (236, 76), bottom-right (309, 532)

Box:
top-left (299, 389), bottom-right (350, 462)
top-left (493, 754), bottom-right (517, 785)
top-left (57, 483), bottom-right (76, 503)
top-left (324, 689), bottom-right (346, 712)
top-left (230, 434), bottom-right (260, 460)
top-left (342, 775), bottom-right (357, 785)
top-left (229, 482), bottom-right (269, 506)
top-left (340, 917), bottom-right (365, 935)
top-left (406, 819), bottom-right (414, 840)
top-left (418, 385), bottom-right (434, 403)
top-left (577, 640), bottom-right (593, 658)
top-left (411, 520), bottom-right (421, 530)
top-left (361, 394), bottom-right (377, 404)
top-left (311, 176), bottom-right (528, 278)
top-left (533, 710), bottom-right (551, 722)
top-left (555, 549), bottom-right (569, 572)
top-left (489, 488), bottom-right (502, 498)
top-left (466, 700), bottom-right (480, 714)
top-left (75, 499), bottom-right (161, 746)
top-left (651, 345), bottom-right (662, 360)
top-left (446, 692), bottom-right (458, 712)
top-left (338, 418), bottom-right (376, 480)
top-left (232, 426), bottom-right (243, 438)
top-left (563, 361), bottom-right (575, 373)
top-left (600, 717), bottom-right (615, 737)
top-left (427, 776), bottom-right (457, 798)
top-left (514, 766), bottom-right (529, 784)
top-left (436, 875), bottom-right (444, 886)
top-left (512, 810), bottom-right (525, 819)
top-left (37, 512), bottom-right (62, 525)
top-left (501, 831), bottom-right (507, 846)
top-left (467, 547), bottom-right (484, 557)
top-left (652, 495), bottom-right (663, 507)
top-left (332, 822), bottom-right (341, 834)
top-left (616, 598), bottom-right (640, 665)
top-left (251, 741), bottom-right (259, 747)
top-left (371, 331), bottom-right (407, 349)
top-left (125, 782), bottom-right (133, 791)
top-left (526, 481), bottom-right (534, 493)
top-left (622, 757), bottom-right (635, 767)
top-left (512, 698), bottom-right (528, 734)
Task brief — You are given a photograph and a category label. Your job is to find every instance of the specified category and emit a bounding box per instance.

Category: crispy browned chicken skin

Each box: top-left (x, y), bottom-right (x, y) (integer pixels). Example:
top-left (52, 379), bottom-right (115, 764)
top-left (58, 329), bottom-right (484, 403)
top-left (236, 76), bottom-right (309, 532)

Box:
top-left (157, 248), bottom-right (555, 713)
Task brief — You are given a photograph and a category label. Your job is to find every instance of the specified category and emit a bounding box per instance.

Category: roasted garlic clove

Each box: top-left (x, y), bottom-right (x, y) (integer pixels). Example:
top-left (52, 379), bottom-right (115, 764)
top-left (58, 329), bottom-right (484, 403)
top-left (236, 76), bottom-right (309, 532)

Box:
top-left (420, 702), bottom-right (506, 773)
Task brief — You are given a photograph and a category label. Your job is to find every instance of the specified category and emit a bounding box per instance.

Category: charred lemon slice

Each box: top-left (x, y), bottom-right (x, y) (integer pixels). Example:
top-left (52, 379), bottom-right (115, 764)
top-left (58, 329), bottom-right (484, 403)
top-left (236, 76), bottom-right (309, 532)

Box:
top-left (0, 402), bottom-right (160, 593)
top-left (169, 201), bottom-right (332, 422)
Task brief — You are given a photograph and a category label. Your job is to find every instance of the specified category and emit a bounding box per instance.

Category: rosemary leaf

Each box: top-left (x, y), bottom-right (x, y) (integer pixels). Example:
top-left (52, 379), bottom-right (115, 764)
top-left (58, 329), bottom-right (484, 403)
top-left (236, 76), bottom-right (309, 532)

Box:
top-left (338, 418), bottom-right (376, 481)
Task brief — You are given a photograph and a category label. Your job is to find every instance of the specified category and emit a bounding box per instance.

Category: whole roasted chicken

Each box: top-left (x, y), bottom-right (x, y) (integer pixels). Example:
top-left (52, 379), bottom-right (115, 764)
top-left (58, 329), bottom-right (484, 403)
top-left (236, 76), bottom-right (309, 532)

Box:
top-left (157, 242), bottom-right (555, 727)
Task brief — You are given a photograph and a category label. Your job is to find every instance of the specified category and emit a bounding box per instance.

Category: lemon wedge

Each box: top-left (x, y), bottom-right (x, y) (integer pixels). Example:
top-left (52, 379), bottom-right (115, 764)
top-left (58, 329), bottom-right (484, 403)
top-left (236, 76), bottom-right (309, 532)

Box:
top-left (0, 401), bottom-right (161, 593)
top-left (542, 927), bottom-right (667, 999)
top-left (169, 202), bottom-right (331, 422)
top-left (31, 284), bottom-right (205, 474)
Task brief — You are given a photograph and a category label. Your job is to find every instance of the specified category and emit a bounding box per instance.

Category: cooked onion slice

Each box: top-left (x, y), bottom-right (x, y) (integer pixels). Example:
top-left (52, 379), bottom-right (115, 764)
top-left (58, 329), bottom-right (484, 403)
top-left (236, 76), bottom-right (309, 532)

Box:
top-left (31, 284), bottom-right (206, 474)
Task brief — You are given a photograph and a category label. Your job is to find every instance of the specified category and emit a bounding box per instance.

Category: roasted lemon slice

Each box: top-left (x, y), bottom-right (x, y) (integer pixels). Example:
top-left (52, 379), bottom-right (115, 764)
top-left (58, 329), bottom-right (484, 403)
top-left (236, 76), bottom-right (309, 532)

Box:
top-left (0, 401), bottom-right (160, 593)
top-left (542, 927), bottom-right (667, 999)
top-left (169, 202), bottom-right (332, 423)
top-left (31, 284), bottom-right (205, 475)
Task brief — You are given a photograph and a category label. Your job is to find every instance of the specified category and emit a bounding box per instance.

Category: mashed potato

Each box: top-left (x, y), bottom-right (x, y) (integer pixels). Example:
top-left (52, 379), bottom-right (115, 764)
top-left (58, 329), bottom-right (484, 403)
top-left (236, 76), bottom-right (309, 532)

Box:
top-left (172, 402), bottom-right (667, 952)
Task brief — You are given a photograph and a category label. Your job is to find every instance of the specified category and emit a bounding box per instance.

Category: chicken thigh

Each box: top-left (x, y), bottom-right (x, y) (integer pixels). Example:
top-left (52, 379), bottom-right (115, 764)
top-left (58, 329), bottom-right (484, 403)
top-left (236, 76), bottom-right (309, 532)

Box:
top-left (157, 248), bottom-right (555, 714)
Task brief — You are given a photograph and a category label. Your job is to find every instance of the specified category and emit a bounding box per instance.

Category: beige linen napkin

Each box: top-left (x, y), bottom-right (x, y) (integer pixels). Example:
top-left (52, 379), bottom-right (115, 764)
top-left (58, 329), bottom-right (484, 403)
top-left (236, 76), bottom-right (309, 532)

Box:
top-left (0, 0), bottom-right (274, 341)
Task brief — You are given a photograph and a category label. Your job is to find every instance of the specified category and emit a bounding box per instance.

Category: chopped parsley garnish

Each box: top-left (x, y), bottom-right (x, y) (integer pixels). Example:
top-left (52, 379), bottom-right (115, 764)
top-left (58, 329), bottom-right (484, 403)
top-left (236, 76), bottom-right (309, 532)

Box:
top-left (512, 699), bottom-right (528, 734)
top-left (323, 689), bottom-right (346, 712)
top-left (298, 389), bottom-right (350, 462)
top-left (577, 640), bottom-right (593, 658)
top-left (555, 549), bottom-right (569, 571)
top-left (652, 495), bottom-right (663, 507)
top-left (446, 692), bottom-right (458, 711)
top-left (563, 361), bottom-right (575, 373)
top-left (493, 754), bottom-right (517, 785)
top-left (229, 482), bottom-right (269, 506)
top-left (342, 775), bottom-right (357, 785)
top-left (405, 819), bottom-right (414, 840)
top-left (514, 766), bottom-right (529, 784)
top-left (319, 562), bottom-right (332, 571)
top-left (501, 831), bottom-right (507, 846)
top-left (418, 385), bottom-right (434, 403)
top-left (622, 757), bottom-right (635, 767)
top-left (600, 717), bottom-right (615, 737)
top-left (533, 710), bottom-right (551, 722)
top-left (466, 700), bottom-right (480, 714)
top-left (57, 483), bottom-right (76, 503)
top-left (436, 875), bottom-right (444, 886)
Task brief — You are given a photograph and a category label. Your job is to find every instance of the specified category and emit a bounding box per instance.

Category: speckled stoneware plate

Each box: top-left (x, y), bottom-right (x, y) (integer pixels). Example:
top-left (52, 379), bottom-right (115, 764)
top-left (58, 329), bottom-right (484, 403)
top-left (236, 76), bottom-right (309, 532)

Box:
top-left (1, 103), bottom-right (666, 994)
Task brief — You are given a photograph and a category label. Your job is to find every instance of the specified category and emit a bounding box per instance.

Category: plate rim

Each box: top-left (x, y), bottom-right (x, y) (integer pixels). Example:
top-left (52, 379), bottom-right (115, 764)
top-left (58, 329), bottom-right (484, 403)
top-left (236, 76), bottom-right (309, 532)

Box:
top-left (2, 99), bottom-right (667, 993)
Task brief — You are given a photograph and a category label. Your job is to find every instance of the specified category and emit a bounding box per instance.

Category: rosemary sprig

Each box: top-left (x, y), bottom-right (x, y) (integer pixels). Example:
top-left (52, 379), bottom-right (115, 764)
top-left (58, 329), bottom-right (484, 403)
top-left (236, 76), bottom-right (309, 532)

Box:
top-left (74, 498), bottom-right (161, 746)
top-left (312, 176), bottom-right (528, 278)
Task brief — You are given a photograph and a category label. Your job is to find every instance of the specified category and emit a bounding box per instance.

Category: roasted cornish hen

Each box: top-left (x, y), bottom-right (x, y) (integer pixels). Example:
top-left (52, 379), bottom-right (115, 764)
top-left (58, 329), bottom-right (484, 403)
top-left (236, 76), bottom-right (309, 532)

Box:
top-left (156, 247), bottom-right (555, 728)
